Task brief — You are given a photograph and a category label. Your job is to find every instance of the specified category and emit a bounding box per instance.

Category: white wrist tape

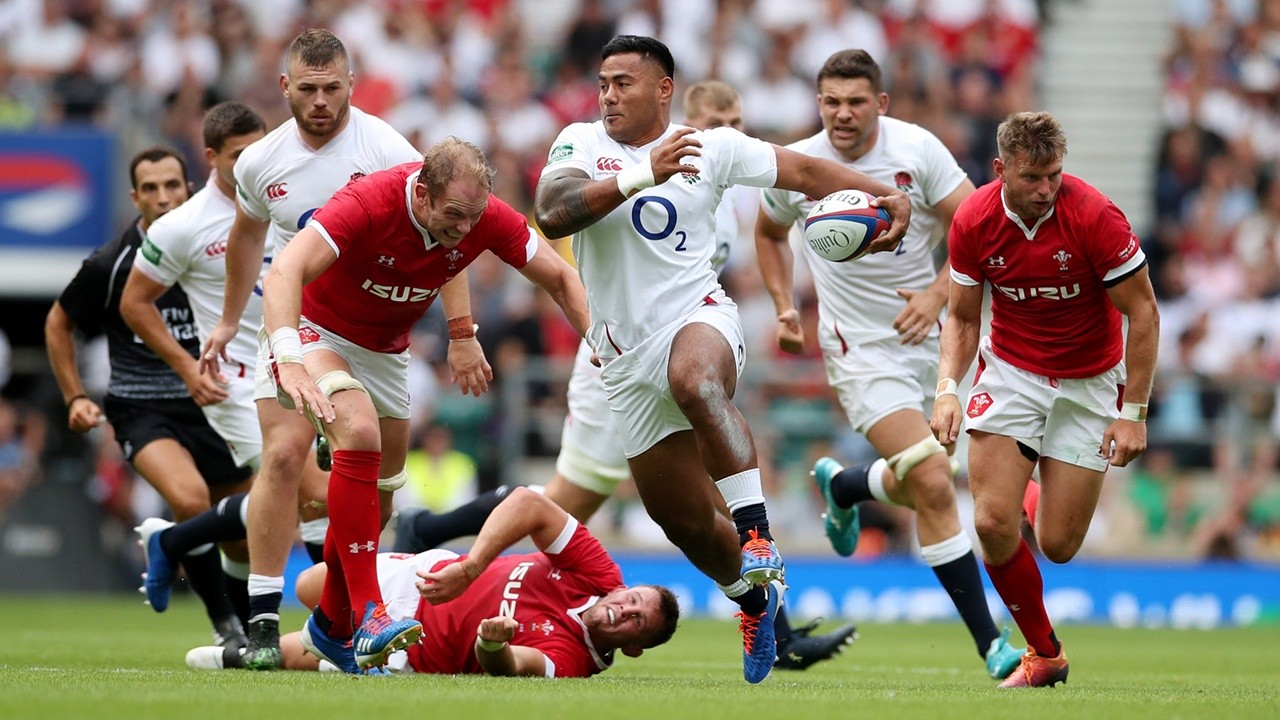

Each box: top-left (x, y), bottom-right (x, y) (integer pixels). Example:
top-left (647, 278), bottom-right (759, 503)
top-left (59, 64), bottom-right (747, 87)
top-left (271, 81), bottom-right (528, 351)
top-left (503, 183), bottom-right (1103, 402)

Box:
top-left (616, 160), bottom-right (656, 198)
top-left (269, 327), bottom-right (303, 364)
top-left (936, 377), bottom-right (959, 398)
top-left (1120, 402), bottom-right (1148, 422)
top-left (476, 636), bottom-right (508, 652)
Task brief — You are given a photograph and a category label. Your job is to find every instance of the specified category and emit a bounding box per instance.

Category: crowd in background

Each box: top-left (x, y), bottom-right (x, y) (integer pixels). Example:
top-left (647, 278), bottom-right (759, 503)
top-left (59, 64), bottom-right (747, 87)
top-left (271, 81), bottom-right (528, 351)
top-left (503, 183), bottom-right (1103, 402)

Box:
top-left (0, 0), bottom-right (1276, 566)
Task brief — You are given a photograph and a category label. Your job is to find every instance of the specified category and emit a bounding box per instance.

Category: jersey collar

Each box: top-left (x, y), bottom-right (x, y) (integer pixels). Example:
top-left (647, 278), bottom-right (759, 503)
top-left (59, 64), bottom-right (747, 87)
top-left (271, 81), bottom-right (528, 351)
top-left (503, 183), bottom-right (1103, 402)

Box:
top-left (1000, 187), bottom-right (1055, 240)
top-left (569, 596), bottom-right (614, 671)
top-left (404, 173), bottom-right (439, 251)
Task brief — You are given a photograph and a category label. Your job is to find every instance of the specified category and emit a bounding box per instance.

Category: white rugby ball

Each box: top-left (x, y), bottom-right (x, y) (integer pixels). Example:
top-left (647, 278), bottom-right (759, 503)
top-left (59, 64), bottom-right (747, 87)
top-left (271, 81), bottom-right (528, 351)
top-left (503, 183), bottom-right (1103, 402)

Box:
top-left (803, 189), bottom-right (892, 263)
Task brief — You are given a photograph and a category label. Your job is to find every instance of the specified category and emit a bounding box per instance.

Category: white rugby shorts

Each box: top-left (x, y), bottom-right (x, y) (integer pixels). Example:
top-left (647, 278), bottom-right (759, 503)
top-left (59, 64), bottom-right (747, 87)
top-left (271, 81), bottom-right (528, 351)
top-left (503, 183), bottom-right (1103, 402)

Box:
top-left (256, 317), bottom-right (411, 420)
top-left (824, 336), bottom-right (939, 434)
top-left (964, 335), bottom-right (1125, 472)
top-left (600, 299), bottom-right (746, 458)
top-left (199, 357), bottom-right (262, 469)
top-left (556, 341), bottom-right (630, 494)
top-left (373, 549), bottom-right (457, 674)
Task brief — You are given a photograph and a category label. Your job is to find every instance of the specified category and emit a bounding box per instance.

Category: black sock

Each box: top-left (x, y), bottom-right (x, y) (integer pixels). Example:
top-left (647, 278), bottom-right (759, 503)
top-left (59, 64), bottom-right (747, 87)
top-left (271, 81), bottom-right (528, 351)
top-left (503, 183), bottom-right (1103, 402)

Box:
top-left (304, 541), bottom-right (325, 564)
top-left (930, 550), bottom-right (1001, 658)
top-left (732, 503), bottom-right (772, 544)
top-left (160, 493), bottom-right (248, 558)
top-left (248, 592), bottom-right (283, 622)
top-left (182, 545), bottom-right (236, 622)
top-left (409, 487), bottom-right (511, 549)
top-left (774, 606), bottom-right (794, 644)
top-left (731, 585), bottom-right (767, 615)
top-left (831, 462), bottom-right (875, 508)
top-left (1047, 631), bottom-right (1062, 657)
top-left (312, 606), bottom-right (333, 634)
top-left (223, 572), bottom-right (250, 627)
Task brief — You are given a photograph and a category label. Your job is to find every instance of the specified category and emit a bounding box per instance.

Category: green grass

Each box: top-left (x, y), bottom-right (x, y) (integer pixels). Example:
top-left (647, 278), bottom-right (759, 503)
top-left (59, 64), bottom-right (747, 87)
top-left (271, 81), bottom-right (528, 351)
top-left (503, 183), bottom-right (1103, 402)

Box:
top-left (0, 595), bottom-right (1276, 720)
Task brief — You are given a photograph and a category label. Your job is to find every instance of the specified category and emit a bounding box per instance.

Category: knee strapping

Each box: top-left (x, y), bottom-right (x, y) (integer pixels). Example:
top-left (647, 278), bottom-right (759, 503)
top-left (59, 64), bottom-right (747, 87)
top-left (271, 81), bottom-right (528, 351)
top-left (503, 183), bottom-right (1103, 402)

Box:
top-left (315, 370), bottom-right (368, 398)
top-left (378, 469), bottom-right (408, 491)
top-left (887, 436), bottom-right (947, 481)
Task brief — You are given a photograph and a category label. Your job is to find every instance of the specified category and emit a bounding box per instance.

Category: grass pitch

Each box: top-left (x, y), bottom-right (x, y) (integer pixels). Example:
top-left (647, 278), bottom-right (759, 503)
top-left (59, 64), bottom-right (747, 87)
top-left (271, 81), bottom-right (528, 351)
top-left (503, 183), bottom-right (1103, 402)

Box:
top-left (0, 595), bottom-right (1275, 720)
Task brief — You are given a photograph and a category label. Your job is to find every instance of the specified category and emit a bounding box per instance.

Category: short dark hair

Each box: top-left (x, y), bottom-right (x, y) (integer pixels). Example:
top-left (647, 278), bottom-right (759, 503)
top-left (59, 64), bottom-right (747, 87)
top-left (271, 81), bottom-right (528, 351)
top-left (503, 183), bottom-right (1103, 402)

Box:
top-left (418, 136), bottom-right (495, 197)
top-left (288, 28), bottom-right (348, 71)
top-left (129, 147), bottom-right (187, 190)
top-left (643, 584), bottom-right (681, 649)
top-left (816, 49), bottom-right (883, 93)
top-left (203, 101), bottom-right (266, 152)
top-left (601, 35), bottom-right (675, 78)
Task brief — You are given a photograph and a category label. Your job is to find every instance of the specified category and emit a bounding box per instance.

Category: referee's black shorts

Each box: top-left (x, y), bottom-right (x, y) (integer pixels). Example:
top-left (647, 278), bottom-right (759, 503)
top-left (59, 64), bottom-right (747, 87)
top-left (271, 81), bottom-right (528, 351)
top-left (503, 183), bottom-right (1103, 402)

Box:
top-left (103, 394), bottom-right (252, 486)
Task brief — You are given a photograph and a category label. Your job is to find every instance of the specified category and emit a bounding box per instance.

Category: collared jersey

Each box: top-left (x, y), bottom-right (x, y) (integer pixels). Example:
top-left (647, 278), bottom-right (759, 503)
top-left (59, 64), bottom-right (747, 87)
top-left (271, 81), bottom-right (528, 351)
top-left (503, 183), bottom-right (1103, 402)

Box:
top-left (136, 173), bottom-right (264, 366)
top-left (305, 162), bottom-right (537, 353)
top-left (58, 221), bottom-right (197, 399)
top-left (760, 117), bottom-right (968, 349)
top-left (407, 519), bottom-right (624, 678)
top-left (948, 174), bottom-right (1147, 378)
top-left (540, 122), bottom-right (777, 357)
top-left (234, 107), bottom-right (421, 259)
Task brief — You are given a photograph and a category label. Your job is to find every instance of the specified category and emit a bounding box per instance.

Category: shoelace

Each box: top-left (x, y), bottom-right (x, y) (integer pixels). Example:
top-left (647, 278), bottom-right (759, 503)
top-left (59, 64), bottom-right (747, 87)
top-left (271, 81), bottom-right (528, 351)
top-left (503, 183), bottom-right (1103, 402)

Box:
top-left (735, 611), bottom-right (761, 650)
top-left (742, 529), bottom-right (775, 560)
top-left (362, 604), bottom-right (394, 634)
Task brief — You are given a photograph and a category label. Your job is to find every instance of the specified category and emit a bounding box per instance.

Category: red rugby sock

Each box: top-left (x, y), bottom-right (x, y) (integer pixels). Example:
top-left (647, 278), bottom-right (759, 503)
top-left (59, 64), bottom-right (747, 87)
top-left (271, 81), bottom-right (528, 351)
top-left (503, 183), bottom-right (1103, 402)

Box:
top-left (984, 537), bottom-right (1057, 657)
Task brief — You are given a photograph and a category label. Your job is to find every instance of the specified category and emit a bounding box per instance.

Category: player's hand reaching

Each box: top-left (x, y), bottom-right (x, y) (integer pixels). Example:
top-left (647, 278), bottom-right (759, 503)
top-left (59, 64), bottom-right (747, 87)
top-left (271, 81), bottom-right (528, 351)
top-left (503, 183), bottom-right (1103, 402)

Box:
top-left (892, 288), bottom-right (945, 345)
top-left (1101, 418), bottom-right (1147, 467)
top-left (448, 337), bottom-right (493, 396)
top-left (416, 556), bottom-right (481, 604)
top-left (181, 363), bottom-right (229, 406)
top-left (931, 395), bottom-right (964, 447)
top-left (648, 128), bottom-right (701, 185)
top-left (866, 190), bottom-right (911, 255)
top-left (776, 308), bottom-right (805, 355)
top-left (275, 361), bottom-right (334, 424)
top-left (199, 320), bottom-right (237, 377)
top-left (66, 396), bottom-right (103, 434)
top-left (476, 616), bottom-right (518, 645)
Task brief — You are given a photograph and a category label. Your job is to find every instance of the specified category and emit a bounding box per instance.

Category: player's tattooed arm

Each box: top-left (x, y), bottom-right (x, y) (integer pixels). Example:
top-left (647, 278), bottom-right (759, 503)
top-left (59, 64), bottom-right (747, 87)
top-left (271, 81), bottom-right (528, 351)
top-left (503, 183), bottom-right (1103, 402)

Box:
top-left (534, 168), bottom-right (627, 238)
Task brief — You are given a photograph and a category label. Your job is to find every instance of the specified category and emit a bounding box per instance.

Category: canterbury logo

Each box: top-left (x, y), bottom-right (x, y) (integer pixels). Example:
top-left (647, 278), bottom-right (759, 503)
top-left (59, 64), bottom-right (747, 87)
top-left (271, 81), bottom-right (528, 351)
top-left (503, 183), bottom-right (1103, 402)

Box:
top-left (349, 541), bottom-right (376, 553)
top-left (266, 182), bottom-right (288, 200)
top-left (204, 240), bottom-right (227, 258)
top-left (596, 157), bottom-right (623, 172)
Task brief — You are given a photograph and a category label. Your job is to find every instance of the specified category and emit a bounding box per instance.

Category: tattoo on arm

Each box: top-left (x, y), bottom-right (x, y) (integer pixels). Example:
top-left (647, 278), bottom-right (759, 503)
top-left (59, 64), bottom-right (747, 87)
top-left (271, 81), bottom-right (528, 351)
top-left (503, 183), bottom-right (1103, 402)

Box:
top-left (535, 170), bottom-right (598, 239)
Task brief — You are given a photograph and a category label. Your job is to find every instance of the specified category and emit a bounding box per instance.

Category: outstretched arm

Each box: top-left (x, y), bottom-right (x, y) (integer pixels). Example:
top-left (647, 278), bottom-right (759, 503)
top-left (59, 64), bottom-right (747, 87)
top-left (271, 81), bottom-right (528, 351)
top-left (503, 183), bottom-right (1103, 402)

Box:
top-left (534, 129), bottom-right (703, 238)
top-left (1103, 265), bottom-right (1159, 467)
top-left (754, 207), bottom-right (803, 354)
top-left (439, 271), bottom-right (493, 397)
top-left (519, 237), bottom-right (590, 337)
top-left (931, 279), bottom-right (984, 446)
top-left (416, 487), bottom-right (572, 602)
top-left (261, 226), bottom-right (337, 423)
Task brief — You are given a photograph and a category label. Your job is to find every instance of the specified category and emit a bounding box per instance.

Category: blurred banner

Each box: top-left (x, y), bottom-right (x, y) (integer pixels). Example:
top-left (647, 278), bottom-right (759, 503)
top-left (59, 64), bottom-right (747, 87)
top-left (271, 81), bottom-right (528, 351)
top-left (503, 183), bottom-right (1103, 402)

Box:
top-left (0, 128), bottom-right (115, 297)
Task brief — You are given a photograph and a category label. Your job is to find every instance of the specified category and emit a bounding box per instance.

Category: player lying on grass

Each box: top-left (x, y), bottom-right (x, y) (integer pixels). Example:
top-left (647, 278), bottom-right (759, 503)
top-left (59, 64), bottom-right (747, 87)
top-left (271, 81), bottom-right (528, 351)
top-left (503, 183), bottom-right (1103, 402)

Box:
top-left (186, 487), bottom-right (680, 677)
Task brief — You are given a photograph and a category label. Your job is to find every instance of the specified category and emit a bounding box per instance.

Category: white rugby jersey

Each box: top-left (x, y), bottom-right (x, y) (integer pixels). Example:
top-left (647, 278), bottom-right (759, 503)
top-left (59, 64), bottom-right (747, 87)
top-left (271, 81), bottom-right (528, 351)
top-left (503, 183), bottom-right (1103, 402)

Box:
top-left (137, 174), bottom-right (264, 366)
top-left (235, 107), bottom-right (421, 257)
top-left (760, 116), bottom-right (967, 349)
top-left (541, 123), bottom-right (777, 357)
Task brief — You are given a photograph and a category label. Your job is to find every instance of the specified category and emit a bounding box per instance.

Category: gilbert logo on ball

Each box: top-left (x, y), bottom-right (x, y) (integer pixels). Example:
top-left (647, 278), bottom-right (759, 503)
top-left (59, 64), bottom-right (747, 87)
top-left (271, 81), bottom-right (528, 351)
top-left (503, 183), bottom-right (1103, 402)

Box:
top-left (804, 189), bottom-right (892, 262)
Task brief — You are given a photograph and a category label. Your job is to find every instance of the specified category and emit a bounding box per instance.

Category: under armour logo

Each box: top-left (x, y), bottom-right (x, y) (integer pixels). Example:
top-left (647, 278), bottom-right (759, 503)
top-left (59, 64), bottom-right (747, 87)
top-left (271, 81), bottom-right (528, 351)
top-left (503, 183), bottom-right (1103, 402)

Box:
top-left (377, 255), bottom-right (396, 267)
top-left (1008, 604), bottom-right (1021, 612)
top-left (988, 256), bottom-right (1005, 267)
top-left (349, 541), bottom-right (376, 553)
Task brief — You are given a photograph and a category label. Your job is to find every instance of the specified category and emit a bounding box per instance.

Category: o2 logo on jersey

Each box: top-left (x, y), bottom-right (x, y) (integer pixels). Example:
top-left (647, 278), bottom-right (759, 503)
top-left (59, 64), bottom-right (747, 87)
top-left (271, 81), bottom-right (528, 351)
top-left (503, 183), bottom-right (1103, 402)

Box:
top-left (266, 182), bottom-right (288, 200)
top-left (631, 196), bottom-right (687, 252)
top-left (296, 207), bottom-right (318, 230)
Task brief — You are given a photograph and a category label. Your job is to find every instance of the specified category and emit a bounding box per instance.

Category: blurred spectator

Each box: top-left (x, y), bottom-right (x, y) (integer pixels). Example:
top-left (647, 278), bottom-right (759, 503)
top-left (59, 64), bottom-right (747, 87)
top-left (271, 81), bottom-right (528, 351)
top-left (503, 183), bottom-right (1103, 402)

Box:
top-left (0, 398), bottom-right (45, 519)
top-left (395, 422), bottom-right (479, 513)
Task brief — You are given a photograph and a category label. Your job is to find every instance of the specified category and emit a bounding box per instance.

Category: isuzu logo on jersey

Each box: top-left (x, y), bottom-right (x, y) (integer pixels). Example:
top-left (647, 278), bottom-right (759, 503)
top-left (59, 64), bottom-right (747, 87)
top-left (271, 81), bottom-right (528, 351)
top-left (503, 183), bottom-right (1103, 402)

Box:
top-left (266, 182), bottom-right (288, 200)
top-left (596, 157), bottom-right (623, 173)
top-left (992, 283), bottom-right (1081, 301)
top-left (498, 561), bottom-right (536, 617)
top-left (361, 278), bottom-right (440, 303)
top-left (1053, 249), bottom-right (1072, 271)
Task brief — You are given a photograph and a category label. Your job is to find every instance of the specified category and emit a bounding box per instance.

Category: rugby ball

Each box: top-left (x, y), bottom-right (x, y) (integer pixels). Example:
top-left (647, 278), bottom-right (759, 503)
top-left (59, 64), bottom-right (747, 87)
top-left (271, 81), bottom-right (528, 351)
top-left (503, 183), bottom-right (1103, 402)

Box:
top-left (803, 190), bottom-right (892, 263)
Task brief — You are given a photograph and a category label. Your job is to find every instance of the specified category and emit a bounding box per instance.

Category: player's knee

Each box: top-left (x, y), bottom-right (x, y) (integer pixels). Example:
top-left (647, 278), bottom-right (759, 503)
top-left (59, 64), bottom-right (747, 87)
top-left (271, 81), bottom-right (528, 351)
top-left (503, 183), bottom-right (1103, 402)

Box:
top-left (973, 507), bottom-right (1019, 545)
top-left (333, 415), bottom-right (380, 451)
top-left (669, 371), bottom-right (728, 416)
top-left (260, 441), bottom-right (308, 482)
top-left (1038, 532), bottom-right (1084, 564)
top-left (904, 458), bottom-right (957, 514)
